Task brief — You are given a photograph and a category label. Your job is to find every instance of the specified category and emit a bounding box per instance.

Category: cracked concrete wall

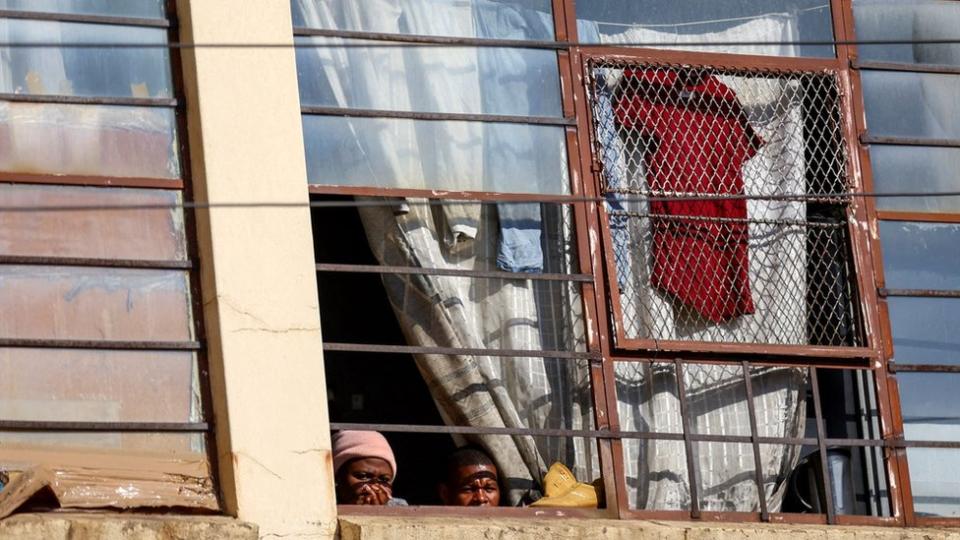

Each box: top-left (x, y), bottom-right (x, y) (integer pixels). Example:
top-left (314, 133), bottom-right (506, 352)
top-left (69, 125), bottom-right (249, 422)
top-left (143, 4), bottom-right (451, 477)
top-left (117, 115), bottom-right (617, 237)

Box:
top-left (176, 0), bottom-right (336, 538)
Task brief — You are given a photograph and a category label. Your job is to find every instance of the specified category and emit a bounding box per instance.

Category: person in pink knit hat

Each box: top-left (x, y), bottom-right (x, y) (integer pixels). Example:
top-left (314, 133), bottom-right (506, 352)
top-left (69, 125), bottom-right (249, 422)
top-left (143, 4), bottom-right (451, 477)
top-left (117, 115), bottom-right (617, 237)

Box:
top-left (332, 430), bottom-right (407, 506)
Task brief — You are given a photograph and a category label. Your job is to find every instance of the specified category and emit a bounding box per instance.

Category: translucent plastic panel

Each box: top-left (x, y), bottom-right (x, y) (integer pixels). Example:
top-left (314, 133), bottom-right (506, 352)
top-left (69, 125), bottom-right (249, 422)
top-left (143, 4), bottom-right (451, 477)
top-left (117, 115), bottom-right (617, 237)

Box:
top-left (872, 146), bottom-right (960, 212)
top-left (0, 266), bottom-right (192, 341)
top-left (889, 297), bottom-right (960, 365)
top-left (303, 115), bottom-right (569, 193)
top-left (880, 221), bottom-right (960, 290)
top-left (0, 184), bottom-right (186, 261)
top-left (862, 71), bottom-right (960, 140)
top-left (0, 349), bottom-right (199, 423)
top-left (291, 0), bottom-right (555, 40)
top-left (296, 38), bottom-right (562, 117)
top-left (0, 19), bottom-right (171, 98)
top-left (899, 373), bottom-right (960, 442)
top-left (576, 0), bottom-right (834, 57)
top-left (854, 0), bottom-right (960, 66)
top-left (0, 102), bottom-right (179, 178)
top-left (0, 0), bottom-right (165, 19)
top-left (907, 448), bottom-right (960, 517)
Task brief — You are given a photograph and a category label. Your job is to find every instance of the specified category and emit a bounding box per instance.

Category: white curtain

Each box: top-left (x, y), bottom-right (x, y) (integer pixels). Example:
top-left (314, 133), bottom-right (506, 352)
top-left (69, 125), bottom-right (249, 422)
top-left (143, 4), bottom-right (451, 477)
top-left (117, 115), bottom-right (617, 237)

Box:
top-left (301, 0), bottom-right (807, 509)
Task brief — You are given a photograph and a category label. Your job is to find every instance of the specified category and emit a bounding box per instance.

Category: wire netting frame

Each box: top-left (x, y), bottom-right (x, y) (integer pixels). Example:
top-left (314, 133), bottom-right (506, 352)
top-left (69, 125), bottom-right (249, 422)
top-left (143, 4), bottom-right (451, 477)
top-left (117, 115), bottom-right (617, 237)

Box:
top-left (582, 56), bottom-right (866, 355)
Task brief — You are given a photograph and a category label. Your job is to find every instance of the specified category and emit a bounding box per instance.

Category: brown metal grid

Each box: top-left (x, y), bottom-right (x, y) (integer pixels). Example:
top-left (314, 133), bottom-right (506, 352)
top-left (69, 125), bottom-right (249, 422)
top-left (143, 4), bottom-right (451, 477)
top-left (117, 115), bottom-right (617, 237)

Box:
top-left (299, 0), bottom-right (942, 527)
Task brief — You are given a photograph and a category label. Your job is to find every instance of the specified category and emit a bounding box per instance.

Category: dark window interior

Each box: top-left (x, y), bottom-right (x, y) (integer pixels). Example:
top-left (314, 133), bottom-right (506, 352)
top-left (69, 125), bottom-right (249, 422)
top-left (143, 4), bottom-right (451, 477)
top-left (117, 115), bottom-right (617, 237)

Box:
top-left (312, 195), bottom-right (455, 505)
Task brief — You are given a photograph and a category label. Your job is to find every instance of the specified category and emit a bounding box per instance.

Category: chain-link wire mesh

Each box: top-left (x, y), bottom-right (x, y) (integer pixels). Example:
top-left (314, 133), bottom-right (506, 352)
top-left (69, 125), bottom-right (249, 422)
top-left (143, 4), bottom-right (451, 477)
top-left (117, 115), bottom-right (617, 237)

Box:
top-left (588, 60), bottom-right (860, 347)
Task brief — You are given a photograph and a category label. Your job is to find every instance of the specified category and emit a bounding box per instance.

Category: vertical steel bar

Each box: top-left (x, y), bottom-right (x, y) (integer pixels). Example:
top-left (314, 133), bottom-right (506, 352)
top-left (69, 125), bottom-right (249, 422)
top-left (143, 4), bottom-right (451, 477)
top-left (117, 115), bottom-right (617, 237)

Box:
top-left (674, 359), bottom-right (701, 519)
top-left (810, 367), bottom-right (838, 524)
top-left (833, 0), bottom-right (911, 523)
top-left (741, 361), bottom-right (770, 521)
top-left (552, 0), bottom-right (621, 516)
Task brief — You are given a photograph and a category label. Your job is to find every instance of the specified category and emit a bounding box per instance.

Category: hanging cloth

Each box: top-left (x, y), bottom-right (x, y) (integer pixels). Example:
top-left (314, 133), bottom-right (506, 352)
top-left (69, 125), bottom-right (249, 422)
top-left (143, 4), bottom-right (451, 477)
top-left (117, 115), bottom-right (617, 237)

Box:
top-left (614, 69), bottom-right (762, 323)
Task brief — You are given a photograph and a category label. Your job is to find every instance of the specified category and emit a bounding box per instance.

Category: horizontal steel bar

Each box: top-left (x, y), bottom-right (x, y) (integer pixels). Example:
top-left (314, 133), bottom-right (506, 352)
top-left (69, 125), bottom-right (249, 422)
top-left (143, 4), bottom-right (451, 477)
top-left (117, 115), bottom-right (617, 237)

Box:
top-left (879, 288), bottom-right (960, 299)
top-left (0, 9), bottom-right (170, 28)
top-left (888, 362), bottom-right (960, 373)
top-left (0, 420), bottom-right (207, 432)
top-left (293, 27), bottom-right (566, 50)
top-left (329, 423), bottom-right (891, 446)
top-left (0, 338), bottom-right (201, 351)
top-left (852, 59), bottom-right (960, 76)
top-left (609, 210), bottom-right (845, 228)
top-left (0, 171), bottom-right (184, 190)
top-left (323, 342), bottom-right (599, 360)
top-left (316, 263), bottom-right (592, 283)
top-left (861, 134), bottom-right (960, 148)
top-left (0, 255), bottom-right (191, 270)
top-left (301, 106), bottom-right (575, 127)
top-left (307, 184), bottom-right (582, 204)
top-left (0, 92), bottom-right (176, 108)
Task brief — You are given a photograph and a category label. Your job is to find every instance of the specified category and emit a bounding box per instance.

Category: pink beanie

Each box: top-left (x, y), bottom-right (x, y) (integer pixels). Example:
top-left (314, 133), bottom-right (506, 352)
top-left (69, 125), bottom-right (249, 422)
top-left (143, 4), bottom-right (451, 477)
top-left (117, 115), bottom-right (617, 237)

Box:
top-left (332, 431), bottom-right (397, 478)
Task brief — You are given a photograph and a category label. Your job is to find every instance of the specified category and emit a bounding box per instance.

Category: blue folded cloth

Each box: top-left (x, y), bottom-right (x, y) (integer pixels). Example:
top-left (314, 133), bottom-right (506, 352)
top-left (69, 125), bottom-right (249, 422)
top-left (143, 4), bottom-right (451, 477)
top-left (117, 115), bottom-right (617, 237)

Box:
top-left (497, 203), bottom-right (544, 273)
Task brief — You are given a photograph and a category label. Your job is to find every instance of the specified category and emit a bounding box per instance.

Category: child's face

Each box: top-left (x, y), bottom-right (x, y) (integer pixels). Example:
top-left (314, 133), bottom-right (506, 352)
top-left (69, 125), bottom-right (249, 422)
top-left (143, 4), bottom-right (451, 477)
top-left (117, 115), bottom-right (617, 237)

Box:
top-left (442, 463), bottom-right (500, 507)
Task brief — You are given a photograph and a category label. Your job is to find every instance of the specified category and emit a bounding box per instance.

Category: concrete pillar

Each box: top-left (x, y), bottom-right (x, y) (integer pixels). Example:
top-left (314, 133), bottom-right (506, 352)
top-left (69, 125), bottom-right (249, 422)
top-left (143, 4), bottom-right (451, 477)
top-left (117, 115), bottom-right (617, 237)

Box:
top-left (175, 1), bottom-right (336, 537)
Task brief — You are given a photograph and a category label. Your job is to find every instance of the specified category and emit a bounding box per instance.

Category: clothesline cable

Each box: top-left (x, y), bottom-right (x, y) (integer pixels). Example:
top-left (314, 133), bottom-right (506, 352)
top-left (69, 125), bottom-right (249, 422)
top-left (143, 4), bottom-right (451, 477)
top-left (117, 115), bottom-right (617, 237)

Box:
top-left (1, 38), bottom-right (960, 48)
top-left (1, 190), bottom-right (960, 213)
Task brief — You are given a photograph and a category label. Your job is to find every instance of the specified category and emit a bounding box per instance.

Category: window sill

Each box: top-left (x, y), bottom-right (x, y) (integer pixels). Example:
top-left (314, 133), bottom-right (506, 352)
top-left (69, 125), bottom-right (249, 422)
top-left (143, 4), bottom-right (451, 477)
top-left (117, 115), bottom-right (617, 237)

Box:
top-left (338, 515), bottom-right (955, 540)
top-left (0, 513), bottom-right (257, 540)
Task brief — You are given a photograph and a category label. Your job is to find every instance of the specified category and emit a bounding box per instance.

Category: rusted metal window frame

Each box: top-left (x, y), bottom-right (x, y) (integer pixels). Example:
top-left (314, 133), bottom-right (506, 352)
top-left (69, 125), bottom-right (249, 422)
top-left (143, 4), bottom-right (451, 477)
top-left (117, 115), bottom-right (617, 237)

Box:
top-left (840, 0), bottom-right (960, 527)
top-left (0, 0), bottom-right (218, 466)
top-left (302, 0), bottom-right (960, 527)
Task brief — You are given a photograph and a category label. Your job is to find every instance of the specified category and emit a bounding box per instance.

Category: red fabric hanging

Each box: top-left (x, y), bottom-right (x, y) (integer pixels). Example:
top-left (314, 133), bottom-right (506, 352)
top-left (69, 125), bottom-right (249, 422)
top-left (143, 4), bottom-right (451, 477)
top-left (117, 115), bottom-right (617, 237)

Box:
top-left (614, 69), bottom-right (763, 323)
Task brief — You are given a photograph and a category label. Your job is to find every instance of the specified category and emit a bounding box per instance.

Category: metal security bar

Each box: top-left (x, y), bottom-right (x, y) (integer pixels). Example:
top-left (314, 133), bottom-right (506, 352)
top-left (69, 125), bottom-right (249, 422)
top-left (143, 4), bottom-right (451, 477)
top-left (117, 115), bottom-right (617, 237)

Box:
top-left (585, 60), bottom-right (859, 349)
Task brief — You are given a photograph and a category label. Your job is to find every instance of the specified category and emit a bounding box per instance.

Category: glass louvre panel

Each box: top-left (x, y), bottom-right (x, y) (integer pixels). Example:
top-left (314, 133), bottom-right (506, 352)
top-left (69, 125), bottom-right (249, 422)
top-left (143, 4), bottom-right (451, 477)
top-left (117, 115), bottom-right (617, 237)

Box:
top-left (899, 373), bottom-right (960, 442)
top-left (575, 0), bottom-right (834, 57)
top-left (0, 102), bottom-right (179, 178)
top-left (303, 115), bottom-right (569, 193)
top-left (0, 184), bottom-right (186, 261)
top-left (296, 37), bottom-right (562, 117)
top-left (0, 19), bottom-right (172, 98)
top-left (862, 71), bottom-right (960, 140)
top-left (879, 221), bottom-right (960, 290)
top-left (871, 146), bottom-right (960, 213)
top-left (0, 349), bottom-right (200, 423)
top-left (854, 0), bottom-right (960, 66)
top-left (0, 266), bottom-right (193, 341)
top-left (907, 448), bottom-right (960, 517)
top-left (0, 433), bottom-right (205, 457)
top-left (291, 0), bottom-right (555, 40)
top-left (0, 0), bottom-right (165, 19)
top-left (888, 297), bottom-right (960, 366)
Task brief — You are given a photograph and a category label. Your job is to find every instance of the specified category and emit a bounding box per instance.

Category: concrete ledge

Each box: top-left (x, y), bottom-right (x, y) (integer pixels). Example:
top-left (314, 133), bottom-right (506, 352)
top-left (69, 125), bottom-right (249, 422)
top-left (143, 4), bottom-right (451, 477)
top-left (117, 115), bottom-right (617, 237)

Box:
top-left (0, 513), bottom-right (257, 539)
top-left (339, 516), bottom-right (958, 540)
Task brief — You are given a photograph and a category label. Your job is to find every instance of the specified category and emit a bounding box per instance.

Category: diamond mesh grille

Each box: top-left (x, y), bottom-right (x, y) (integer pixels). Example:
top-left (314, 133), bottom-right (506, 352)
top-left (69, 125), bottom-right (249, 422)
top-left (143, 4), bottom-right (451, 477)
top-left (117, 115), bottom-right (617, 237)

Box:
top-left (588, 60), bottom-right (860, 347)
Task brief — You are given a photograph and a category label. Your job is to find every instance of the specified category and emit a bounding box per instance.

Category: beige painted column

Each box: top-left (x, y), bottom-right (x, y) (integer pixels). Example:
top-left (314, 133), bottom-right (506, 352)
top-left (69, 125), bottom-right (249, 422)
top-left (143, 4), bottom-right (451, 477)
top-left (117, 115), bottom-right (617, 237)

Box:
top-left (175, 1), bottom-right (336, 538)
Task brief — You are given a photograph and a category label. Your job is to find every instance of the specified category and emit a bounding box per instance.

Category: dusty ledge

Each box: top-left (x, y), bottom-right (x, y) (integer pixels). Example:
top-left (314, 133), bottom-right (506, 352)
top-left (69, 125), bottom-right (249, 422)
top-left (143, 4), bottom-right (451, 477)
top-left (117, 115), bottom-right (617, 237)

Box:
top-left (339, 515), bottom-right (959, 540)
top-left (0, 513), bottom-right (257, 540)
